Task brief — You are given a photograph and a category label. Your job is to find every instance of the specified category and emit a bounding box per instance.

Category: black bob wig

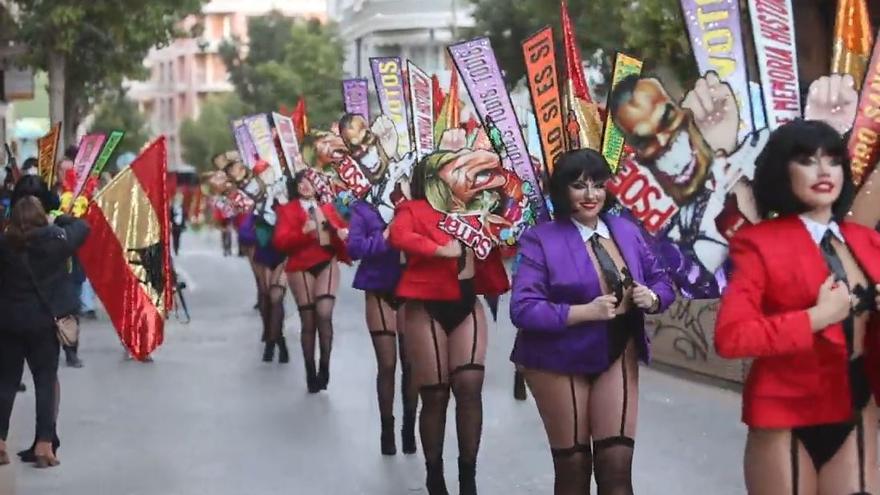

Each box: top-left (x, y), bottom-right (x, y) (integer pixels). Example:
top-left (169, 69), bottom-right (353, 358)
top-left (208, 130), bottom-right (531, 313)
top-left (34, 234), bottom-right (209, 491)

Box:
top-left (752, 119), bottom-right (855, 221)
top-left (549, 148), bottom-right (614, 218)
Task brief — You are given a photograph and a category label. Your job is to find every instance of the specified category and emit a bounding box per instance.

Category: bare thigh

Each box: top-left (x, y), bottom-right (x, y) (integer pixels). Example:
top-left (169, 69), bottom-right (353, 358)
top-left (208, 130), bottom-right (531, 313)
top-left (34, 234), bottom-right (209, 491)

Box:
top-left (447, 299), bottom-right (487, 373)
top-left (287, 271), bottom-right (318, 307)
top-left (404, 302), bottom-right (448, 387)
top-left (589, 341), bottom-right (639, 442)
top-left (746, 429), bottom-right (817, 495)
top-left (523, 369), bottom-right (592, 450)
top-left (365, 292), bottom-right (399, 334)
top-left (817, 401), bottom-right (879, 495)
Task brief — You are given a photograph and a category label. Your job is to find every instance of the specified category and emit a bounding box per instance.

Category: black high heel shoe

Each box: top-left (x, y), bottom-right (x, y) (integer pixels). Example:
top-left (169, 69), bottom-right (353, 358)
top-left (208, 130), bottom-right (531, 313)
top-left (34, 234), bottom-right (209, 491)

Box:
top-left (458, 458), bottom-right (477, 495)
top-left (277, 337), bottom-right (290, 364)
top-left (305, 361), bottom-right (320, 394)
top-left (317, 361), bottom-right (330, 390)
top-left (262, 341), bottom-right (275, 362)
top-left (380, 416), bottom-right (396, 455)
top-left (425, 459), bottom-right (449, 495)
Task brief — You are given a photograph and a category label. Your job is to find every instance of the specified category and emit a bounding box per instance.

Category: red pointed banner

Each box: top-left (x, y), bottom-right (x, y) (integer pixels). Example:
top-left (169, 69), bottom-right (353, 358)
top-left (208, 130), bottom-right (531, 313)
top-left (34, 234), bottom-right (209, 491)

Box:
top-left (78, 138), bottom-right (172, 360)
top-left (560, 0), bottom-right (602, 151)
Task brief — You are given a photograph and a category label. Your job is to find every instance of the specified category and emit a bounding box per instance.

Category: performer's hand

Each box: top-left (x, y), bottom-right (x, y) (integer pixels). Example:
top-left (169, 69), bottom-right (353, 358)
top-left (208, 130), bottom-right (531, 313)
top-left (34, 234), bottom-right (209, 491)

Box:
top-left (382, 227), bottom-right (390, 240)
top-left (337, 228), bottom-right (349, 241)
top-left (303, 220), bottom-right (317, 234)
top-left (810, 275), bottom-right (852, 330)
top-left (805, 74), bottom-right (858, 135)
top-left (435, 240), bottom-right (462, 258)
top-left (584, 294), bottom-right (618, 321)
top-left (632, 284), bottom-right (659, 311)
top-left (681, 72), bottom-right (740, 154)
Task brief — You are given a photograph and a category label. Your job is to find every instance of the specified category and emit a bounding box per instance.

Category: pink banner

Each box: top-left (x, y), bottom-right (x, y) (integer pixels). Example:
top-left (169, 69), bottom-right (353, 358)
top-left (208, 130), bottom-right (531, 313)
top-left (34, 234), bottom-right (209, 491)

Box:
top-left (72, 134), bottom-right (107, 197)
top-left (407, 61), bottom-right (435, 159)
top-left (272, 112), bottom-right (306, 173)
top-left (748, 0), bottom-right (800, 129)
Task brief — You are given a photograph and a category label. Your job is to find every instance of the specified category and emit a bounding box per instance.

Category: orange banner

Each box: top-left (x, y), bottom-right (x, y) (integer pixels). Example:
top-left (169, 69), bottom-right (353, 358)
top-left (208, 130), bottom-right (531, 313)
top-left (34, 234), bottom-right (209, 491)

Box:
top-left (848, 34), bottom-right (880, 187)
top-left (523, 26), bottom-right (565, 174)
top-left (37, 123), bottom-right (61, 186)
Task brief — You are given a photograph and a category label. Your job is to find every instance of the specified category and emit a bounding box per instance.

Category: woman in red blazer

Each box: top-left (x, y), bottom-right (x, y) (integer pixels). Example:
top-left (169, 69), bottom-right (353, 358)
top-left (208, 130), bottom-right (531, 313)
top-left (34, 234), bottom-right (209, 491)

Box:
top-left (716, 120), bottom-right (880, 494)
top-left (389, 160), bottom-right (509, 495)
top-left (273, 170), bottom-right (350, 393)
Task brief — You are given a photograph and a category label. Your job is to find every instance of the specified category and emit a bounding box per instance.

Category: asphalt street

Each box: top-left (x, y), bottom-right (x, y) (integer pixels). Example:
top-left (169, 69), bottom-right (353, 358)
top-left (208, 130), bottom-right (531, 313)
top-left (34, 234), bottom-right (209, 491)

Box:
top-left (3, 230), bottom-right (748, 495)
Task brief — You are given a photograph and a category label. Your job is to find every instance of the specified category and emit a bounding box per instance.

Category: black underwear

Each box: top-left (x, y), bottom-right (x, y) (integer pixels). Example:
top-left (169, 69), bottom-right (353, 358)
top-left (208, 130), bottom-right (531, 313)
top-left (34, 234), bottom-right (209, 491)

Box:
top-left (607, 311), bottom-right (639, 365)
top-left (424, 279), bottom-right (477, 334)
top-left (377, 292), bottom-right (404, 311)
top-left (792, 356), bottom-right (871, 471)
top-left (306, 260), bottom-right (331, 278)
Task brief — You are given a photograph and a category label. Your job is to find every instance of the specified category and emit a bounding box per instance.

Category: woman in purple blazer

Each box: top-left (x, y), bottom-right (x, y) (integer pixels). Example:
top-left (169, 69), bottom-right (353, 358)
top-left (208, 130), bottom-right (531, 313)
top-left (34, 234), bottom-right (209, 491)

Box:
top-left (510, 149), bottom-right (674, 494)
top-left (347, 199), bottom-right (418, 456)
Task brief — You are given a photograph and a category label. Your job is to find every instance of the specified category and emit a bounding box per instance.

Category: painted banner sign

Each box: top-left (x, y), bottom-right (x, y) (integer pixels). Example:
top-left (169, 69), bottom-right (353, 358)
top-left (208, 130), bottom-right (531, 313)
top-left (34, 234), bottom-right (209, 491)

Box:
top-left (71, 134), bottom-right (107, 198)
top-left (244, 113), bottom-right (283, 179)
top-left (370, 57), bottom-right (412, 157)
top-left (37, 122), bottom-right (61, 187)
top-left (407, 60), bottom-right (435, 159)
top-left (680, 0), bottom-right (754, 138)
top-left (601, 53), bottom-right (643, 173)
top-left (605, 156), bottom-right (679, 235)
top-left (522, 26), bottom-right (565, 174)
top-left (342, 78), bottom-right (370, 120)
top-left (848, 34), bottom-right (880, 187)
top-left (334, 155), bottom-right (371, 198)
top-left (748, 0), bottom-right (801, 129)
top-left (89, 130), bottom-right (124, 179)
top-left (232, 120), bottom-right (258, 169)
top-left (449, 36), bottom-right (549, 222)
top-left (272, 112), bottom-right (306, 173)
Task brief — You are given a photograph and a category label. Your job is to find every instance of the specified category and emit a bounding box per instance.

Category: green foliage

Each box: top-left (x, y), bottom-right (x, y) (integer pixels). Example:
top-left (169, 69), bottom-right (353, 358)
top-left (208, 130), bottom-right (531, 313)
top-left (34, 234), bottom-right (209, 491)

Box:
top-left (10, 0), bottom-right (205, 127)
top-left (88, 90), bottom-right (150, 156)
top-left (220, 13), bottom-right (345, 128)
top-left (468, 0), bottom-right (696, 90)
top-left (179, 93), bottom-right (249, 173)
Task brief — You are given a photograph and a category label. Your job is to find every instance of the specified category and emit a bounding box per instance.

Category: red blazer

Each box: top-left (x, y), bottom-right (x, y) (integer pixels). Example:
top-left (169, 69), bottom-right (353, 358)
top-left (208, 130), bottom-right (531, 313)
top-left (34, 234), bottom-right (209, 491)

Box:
top-left (389, 199), bottom-right (509, 301)
top-left (716, 216), bottom-right (880, 428)
top-left (273, 200), bottom-right (350, 273)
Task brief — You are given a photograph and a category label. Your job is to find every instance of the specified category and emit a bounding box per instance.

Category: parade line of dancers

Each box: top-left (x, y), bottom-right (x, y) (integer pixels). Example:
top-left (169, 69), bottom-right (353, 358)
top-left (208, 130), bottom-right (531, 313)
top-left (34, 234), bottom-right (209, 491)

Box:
top-left (225, 120), bottom-right (880, 495)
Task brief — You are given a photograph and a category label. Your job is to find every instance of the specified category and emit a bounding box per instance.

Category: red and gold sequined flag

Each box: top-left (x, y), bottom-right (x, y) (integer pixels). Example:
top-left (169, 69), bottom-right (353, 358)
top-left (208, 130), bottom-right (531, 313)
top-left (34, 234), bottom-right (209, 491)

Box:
top-left (79, 138), bottom-right (172, 361)
top-left (560, 0), bottom-right (602, 152)
top-left (832, 0), bottom-right (873, 89)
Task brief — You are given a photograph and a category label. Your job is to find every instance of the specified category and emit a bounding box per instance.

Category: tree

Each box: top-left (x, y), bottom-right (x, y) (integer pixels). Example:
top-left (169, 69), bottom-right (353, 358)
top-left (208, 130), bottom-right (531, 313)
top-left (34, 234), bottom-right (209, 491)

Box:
top-left (10, 0), bottom-right (205, 148)
top-left (220, 13), bottom-right (345, 128)
top-left (179, 93), bottom-right (249, 173)
top-left (88, 90), bottom-right (151, 156)
top-left (468, 0), bottom-right (696, 91)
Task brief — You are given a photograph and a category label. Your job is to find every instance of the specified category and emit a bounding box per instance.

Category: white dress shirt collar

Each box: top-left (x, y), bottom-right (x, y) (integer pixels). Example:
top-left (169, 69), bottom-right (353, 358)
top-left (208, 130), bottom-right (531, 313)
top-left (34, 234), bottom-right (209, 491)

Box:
top-left (798, 214), bottom-right (845, 245)
top-left (571, 218), bottom-right (611, 242)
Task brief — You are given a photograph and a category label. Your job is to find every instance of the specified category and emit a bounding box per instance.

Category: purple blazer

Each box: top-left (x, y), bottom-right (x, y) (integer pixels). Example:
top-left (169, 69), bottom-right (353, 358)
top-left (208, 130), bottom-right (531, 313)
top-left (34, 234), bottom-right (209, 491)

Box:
top-left (510, 215), bottom-right (675, 375)
top-left (347, 200), bottom-right (402, 292)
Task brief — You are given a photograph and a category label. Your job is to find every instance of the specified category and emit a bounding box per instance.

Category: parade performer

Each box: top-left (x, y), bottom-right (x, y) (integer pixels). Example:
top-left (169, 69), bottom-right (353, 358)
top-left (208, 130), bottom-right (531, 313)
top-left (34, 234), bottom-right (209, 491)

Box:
top-left (274, 170), bottom-right (350, 393)
top-left (389, 156), bottom-right (509, 495)
top-left (236, 212), bottom-right (262, 312)
top-left (347, 197), bottom-right (418, 455)
top-left (509, 149), bottom-right (673, 494)
top-left (716, 120), bottom-right (880, 494)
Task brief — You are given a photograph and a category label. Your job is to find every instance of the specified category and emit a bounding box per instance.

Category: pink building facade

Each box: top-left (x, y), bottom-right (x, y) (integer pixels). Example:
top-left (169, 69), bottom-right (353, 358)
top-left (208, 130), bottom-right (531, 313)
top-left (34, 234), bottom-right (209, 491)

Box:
top-left (129, 0), bottom-right (326, 166)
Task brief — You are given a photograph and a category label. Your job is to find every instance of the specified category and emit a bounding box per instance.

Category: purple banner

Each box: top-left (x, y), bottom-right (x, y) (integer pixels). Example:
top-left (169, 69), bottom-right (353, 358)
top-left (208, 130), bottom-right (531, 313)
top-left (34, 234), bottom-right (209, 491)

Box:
top-left (233, 122), bottom-right (258, 169)
top-left (448, 37), bottom-right (549, 222)
top-left (680, 0), bottom-right (753, 138)
top-left (370, 57), bottom-right (412, 157)
top-left (342, 78), bottom-right (370, 121)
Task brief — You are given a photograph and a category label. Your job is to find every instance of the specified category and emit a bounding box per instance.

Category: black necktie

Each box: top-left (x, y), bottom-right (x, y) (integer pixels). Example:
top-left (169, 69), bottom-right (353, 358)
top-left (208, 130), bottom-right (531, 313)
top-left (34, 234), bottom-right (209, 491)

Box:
top-left (819, 229), bottom-right (854, 355)
top-left (590, 235), bottom-right (623, 304)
